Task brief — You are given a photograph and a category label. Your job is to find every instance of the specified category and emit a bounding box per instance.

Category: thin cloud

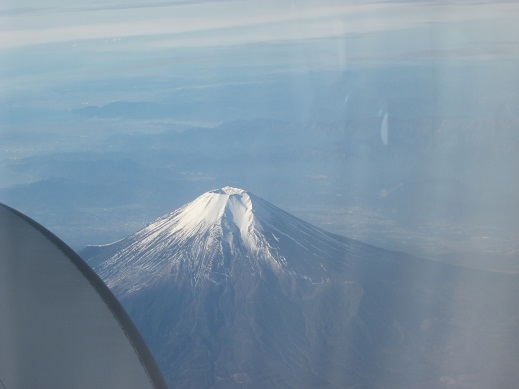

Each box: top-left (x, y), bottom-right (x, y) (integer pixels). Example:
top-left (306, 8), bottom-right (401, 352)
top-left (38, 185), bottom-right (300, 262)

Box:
top-left (0, 0), bottom-right (238, 16)
top-left (63, 0), bottom-right (240, 13)
top-left (0, 2), bottom-right (401, 49)
top-left (0, 1), bottom-right (518, 50)
top-left (0, 7), bottom-right (56, 16)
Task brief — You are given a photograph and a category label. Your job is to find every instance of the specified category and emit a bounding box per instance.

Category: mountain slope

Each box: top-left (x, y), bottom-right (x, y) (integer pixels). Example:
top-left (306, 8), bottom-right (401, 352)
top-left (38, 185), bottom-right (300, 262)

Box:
top-left (83, 187), bottom-right (519, 389)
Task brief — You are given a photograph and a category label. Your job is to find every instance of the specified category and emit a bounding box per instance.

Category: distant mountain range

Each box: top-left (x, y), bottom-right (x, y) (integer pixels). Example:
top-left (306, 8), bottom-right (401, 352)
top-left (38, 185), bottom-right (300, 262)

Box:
top-left (82, 187), bottom-right (519, 388)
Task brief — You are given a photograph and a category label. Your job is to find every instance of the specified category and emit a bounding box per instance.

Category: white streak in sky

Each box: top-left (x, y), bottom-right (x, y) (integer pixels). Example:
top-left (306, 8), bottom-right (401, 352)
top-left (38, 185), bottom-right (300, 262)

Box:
top-left (380, 111), bottom-right (389, 146)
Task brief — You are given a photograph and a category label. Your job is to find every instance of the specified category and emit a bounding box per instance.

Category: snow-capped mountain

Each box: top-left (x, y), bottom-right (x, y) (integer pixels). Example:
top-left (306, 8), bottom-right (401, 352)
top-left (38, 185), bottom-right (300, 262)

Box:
top-left (86, 186), bottom-right (355, 296)
top-left (83, 187), bottom-right (519, 389)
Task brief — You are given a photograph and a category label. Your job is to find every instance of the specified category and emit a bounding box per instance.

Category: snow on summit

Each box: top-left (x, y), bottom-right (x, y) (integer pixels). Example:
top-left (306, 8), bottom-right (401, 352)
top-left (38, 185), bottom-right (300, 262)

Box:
top-left (174, 186), bottom-right (256, 239)
top-left (85, 186), bottom-right (348, 295)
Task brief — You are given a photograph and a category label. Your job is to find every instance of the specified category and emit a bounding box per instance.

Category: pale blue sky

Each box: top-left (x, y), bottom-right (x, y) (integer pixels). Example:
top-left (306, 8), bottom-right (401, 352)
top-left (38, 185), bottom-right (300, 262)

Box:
top-left (2, 1), bottom-right (518, 50)
top-left (2, 0), bottom-right (518, 108)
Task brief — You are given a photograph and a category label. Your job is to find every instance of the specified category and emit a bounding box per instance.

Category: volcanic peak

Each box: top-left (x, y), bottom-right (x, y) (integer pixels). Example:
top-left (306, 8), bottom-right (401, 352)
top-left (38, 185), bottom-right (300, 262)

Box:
top-left (86, 186), bottom-right (343, 294)
top-left (174, 186), bottom-right (257, 235)
top-left (210, 186), bottom-right (247, 196)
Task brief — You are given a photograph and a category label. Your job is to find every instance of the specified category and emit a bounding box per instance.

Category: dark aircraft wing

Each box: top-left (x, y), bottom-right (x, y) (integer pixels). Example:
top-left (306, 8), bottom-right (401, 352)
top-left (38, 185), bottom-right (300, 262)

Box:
top-left (0, 204), bottom-right (167, 389)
